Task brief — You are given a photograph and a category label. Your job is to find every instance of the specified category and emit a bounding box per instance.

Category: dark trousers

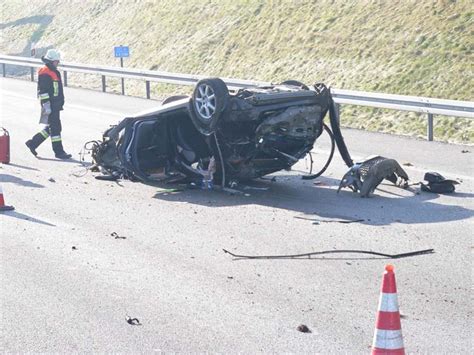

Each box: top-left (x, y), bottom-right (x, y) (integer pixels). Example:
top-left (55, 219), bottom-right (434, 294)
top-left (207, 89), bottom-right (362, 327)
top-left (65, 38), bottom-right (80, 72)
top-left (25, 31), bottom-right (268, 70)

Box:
top-left (28, 110), bottom-right (66, 154)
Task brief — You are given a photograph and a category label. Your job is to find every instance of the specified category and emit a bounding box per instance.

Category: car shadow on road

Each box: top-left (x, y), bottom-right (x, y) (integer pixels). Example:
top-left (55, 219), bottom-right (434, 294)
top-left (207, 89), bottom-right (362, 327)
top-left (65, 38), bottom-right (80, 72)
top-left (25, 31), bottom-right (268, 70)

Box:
top-left (441, 192), bottom-right (474, 198)
top-left (1, 210), bottom-right (56, 227)
top-left (151, 173), bottom-right (473, 226)
top-left (0, 173), bottom-right (44, 188)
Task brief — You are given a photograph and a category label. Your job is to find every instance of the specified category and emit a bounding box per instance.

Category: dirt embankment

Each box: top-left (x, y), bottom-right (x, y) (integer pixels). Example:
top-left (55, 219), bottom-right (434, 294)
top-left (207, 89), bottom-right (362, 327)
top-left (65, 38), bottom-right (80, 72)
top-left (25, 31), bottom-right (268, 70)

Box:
top-left (1, 0), bottom-right (472, 143)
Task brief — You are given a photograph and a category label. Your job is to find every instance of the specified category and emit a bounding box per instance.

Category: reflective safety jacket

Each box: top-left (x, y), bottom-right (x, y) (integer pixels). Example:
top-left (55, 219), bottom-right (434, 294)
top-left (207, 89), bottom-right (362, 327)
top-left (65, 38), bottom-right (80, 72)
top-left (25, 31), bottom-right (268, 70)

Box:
top-left (37, 63), bottom-right (64, 111)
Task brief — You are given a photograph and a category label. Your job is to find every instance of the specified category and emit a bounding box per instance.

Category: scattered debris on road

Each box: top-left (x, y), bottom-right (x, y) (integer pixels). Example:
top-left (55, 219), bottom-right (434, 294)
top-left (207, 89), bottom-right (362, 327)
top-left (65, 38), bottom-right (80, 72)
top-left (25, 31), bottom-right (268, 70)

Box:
top-left (222, 187), bottom-right (244, 196)
top-left (229, 181), bottom-right (238, 188)
top-left (95, 174), bottom-right (120, 181)
top-left (461, 149), bottom-right (470, 153)
top-left (420, 171), bottom-right (460, 194)
top-left (297, 324), bottom-right (311, 333)
top-left (48, 177), bottom-right (56, 182)
top-left (402, 162), bottom-right (413, 166)
top-left (243, 185), bottom-right (269, 191)
top-left (154, 187), bottom-right (185, 195)
top-left (338, 156), bottom-right (408, 197)
top-left (71, 246), bottom-right (77, 250)
top-left (222, 248), bottom-right (434, 260)
top-left (294, 216), bottom-right (365, 224)
top-left (111, 232), bottom-right (126, 239)
top-left (259, 176), bottom-right (278, 182)
top-left (126, 316), bottom-right (141, 325)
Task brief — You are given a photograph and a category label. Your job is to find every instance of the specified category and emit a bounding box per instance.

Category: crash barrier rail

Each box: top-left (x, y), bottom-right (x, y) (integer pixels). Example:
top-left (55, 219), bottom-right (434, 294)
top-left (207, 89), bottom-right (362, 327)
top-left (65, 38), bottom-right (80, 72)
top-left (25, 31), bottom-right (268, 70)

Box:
top-left (1, 54), bottom-right (473, 141)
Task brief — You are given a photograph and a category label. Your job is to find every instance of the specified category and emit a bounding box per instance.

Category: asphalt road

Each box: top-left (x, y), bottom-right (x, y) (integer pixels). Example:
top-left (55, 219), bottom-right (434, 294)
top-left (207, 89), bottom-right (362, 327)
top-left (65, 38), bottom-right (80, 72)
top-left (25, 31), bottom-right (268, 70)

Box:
top-left (1, 77), bottom-right (473, 353)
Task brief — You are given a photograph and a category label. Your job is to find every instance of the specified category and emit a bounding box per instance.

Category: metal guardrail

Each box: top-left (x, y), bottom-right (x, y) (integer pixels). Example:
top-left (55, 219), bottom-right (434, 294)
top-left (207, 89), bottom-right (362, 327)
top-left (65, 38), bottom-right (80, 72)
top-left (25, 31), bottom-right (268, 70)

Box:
top-left (1, 54), bottom-right (473, 141)
top-left (0, 54), bottom-right (266, 90)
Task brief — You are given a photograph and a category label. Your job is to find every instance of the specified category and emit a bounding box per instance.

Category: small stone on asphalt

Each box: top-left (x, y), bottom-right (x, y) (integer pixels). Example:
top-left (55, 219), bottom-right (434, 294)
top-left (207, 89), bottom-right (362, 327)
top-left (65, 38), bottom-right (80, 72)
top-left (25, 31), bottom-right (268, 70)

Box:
top-left (297, 324), bottom-right (311, 333)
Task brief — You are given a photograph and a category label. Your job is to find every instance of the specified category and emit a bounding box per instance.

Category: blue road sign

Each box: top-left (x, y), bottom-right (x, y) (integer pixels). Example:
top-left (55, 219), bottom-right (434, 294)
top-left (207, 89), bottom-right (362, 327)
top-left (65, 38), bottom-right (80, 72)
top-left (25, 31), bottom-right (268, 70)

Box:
top-left (114, 46), bottom-right (130, 58)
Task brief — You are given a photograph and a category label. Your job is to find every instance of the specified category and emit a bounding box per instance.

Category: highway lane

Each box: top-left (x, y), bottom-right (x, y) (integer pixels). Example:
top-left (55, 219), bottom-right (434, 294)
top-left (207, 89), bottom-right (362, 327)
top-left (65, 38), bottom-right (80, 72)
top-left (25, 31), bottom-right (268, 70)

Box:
top-left (1, 77), bottom-right (473, 353)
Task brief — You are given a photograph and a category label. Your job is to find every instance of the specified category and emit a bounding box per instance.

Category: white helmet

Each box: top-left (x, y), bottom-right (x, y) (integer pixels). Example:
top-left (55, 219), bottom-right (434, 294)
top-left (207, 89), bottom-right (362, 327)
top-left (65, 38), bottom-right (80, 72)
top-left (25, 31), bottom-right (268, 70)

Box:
top-left (44, 49), bottom-right (61, 61)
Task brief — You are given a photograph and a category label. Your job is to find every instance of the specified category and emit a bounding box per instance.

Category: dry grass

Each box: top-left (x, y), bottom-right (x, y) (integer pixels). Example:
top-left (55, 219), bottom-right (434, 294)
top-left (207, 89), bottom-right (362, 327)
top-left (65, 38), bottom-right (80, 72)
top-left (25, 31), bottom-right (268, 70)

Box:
top-left (1, 0), bottom-right (472, 143)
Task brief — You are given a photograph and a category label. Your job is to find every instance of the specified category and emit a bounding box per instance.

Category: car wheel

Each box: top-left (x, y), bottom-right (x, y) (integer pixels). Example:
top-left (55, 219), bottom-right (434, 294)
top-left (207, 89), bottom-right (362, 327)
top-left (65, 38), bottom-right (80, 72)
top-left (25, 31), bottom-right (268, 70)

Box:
top-left (280, 80), bottom-right (310, 90)
top-left (162, 95), bottom-right (189, 105)
top-left (191, 78), bottom-right (229, 132)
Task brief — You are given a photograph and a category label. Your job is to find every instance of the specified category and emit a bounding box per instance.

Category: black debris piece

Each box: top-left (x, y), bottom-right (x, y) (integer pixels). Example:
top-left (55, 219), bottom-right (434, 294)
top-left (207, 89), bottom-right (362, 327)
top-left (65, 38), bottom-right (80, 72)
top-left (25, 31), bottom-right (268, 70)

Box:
top-left (338, 156), bottom-right (409, 197)
top-left (420, 171), bottom-right (459, 194)
top-left (295, 216), bottom-right (365, 224)
top-left (95, 175), bottom-right (120, 181)
top-left (111, 232), bottom-right (126, 239)
top-left (297, 324), bottom-right (311, 333)
top-left (126, 316), bottom-right (141, 325)
top-left (223, 187), bottom-right (244, 195)
top-left (223, 248), bottom-right (434, 260)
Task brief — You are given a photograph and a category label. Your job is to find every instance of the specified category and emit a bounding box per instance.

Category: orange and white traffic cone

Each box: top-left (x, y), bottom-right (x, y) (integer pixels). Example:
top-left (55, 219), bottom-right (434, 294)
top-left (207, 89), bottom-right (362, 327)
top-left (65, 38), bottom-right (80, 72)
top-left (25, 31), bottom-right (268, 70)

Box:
top-left (371, 264), bottom-right (405, 355)
top-left (0, 184), bottom-right (15, 212)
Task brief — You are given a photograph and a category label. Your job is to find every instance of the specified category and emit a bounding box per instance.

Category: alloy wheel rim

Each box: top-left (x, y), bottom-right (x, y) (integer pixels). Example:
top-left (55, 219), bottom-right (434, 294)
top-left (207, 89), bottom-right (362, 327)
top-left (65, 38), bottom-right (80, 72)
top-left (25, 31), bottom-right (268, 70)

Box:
top-left (194, 84), bottom-right (216, 120)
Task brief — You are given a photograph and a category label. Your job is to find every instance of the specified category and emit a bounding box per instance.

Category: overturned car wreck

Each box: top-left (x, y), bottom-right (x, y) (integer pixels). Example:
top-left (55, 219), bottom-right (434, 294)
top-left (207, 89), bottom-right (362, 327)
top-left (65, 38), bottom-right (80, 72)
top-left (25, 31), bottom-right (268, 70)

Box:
top-left (90, 78), bottom-right (354, 186)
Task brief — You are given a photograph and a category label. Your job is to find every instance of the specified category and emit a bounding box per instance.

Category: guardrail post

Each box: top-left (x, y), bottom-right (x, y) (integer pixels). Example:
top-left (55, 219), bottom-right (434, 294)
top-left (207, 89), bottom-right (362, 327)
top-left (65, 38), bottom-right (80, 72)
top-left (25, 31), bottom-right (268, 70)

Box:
top-left (146, 80), bottom-right (150, 99)
top-left (63, 71), bottom-right (68, 87)
top-left (102, 75), bottom-right (106, 92)
top-left (427, 113), bottom-right (434, 141)
top-left (30, 67), bottom-right (34, 82)
top-left (2, 63), bottom-right (5, 77)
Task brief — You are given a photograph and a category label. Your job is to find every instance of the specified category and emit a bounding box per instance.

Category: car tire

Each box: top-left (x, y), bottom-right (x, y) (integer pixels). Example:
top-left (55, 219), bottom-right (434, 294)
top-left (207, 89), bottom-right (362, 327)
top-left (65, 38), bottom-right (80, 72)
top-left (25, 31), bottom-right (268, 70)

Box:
top-left (280, 80), bottom-right (310, 90)
top-left (162, 95), bottom-right (189, 105)
top-left (191, 78), bottom-right (229, 134)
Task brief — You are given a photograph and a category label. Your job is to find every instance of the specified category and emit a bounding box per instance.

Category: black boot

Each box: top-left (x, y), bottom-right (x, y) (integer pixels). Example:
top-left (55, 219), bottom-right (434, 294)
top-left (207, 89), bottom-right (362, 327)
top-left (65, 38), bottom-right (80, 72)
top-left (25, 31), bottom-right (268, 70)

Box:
top-left (25, 140), bottom-right (38, 156)
top-left (25, 132), bottom-right (48, 157)
top-left (52, 140), bottom-right (72, 159)
top-left (55, 151), bottom-right (72, 160)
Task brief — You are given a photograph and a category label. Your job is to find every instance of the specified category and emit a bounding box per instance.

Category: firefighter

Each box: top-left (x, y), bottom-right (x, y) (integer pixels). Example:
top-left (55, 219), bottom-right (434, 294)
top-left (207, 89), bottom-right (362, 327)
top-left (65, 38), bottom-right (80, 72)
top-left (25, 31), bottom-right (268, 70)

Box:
top-left (25, 49), bottom-right (72, 159)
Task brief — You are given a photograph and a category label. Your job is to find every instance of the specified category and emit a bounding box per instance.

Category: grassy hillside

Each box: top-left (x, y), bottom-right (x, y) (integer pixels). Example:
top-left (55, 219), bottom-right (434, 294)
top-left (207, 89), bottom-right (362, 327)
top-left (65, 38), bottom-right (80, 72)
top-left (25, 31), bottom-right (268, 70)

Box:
top-left (1, 0), bottom-right (473, 143)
